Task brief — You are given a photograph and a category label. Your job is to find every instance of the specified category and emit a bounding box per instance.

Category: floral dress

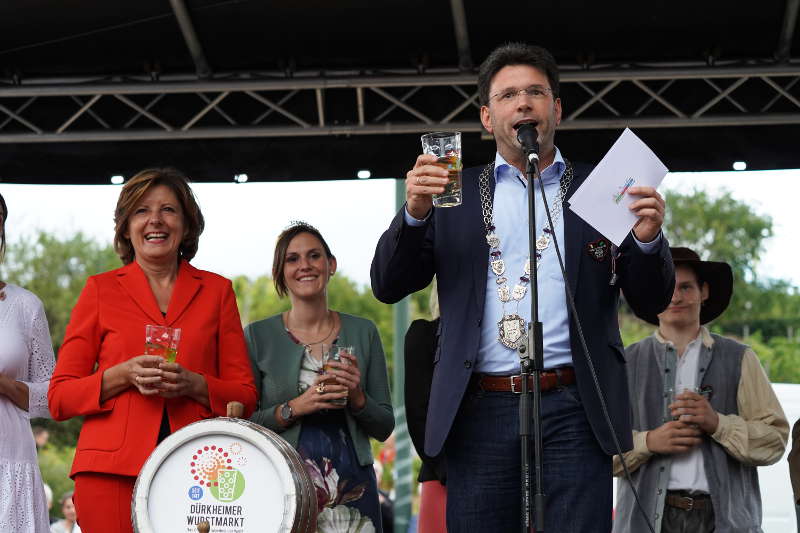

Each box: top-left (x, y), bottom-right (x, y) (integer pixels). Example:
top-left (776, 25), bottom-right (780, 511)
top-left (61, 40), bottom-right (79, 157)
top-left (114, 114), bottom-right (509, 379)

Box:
top-left (0, 284), bottom-right (55, 532)
top-left (295, 346), bottom-right (382, 533)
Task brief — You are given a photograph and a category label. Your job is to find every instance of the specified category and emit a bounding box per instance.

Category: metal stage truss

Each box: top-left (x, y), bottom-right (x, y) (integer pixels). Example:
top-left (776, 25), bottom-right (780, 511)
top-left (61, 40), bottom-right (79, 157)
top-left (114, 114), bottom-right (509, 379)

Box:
top-left (2, 62), bottom-right (800, 144)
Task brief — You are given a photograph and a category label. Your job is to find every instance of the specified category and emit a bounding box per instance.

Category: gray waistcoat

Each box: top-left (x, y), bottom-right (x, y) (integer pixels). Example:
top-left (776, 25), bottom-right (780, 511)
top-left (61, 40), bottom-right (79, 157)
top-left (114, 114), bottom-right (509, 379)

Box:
top-left (612, 333), bottom-right (763, 533)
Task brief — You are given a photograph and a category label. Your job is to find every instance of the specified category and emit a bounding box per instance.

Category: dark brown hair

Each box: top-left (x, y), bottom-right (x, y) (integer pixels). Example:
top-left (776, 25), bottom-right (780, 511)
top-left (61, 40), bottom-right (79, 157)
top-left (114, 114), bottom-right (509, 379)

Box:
top-left (0, 191), bottom-right (7, 262)
top-left (478, 42), bottom-right (560, 106)
top-left (272, 221), bottom-right (334, 298)
top-left (113, 168), bottom-right (204, 264)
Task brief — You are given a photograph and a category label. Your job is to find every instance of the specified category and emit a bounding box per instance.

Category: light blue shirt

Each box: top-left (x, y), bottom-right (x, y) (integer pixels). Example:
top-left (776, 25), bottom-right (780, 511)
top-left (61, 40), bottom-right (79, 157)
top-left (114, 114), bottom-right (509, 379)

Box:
top-left (476, 149), bottom-right (571, 372)
top-left (405, 148), bottom-right (661, 373)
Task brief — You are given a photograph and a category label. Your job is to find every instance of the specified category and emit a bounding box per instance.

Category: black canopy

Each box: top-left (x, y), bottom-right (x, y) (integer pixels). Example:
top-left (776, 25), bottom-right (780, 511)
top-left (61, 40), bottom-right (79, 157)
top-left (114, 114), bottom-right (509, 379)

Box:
top-left (1, 0), bottom-right (798, 183)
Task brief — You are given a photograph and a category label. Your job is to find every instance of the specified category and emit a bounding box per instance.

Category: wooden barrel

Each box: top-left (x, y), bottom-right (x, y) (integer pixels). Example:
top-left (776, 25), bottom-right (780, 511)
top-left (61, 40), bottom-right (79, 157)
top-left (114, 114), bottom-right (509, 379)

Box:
top-left (133, 417), bottom-right (317, 533)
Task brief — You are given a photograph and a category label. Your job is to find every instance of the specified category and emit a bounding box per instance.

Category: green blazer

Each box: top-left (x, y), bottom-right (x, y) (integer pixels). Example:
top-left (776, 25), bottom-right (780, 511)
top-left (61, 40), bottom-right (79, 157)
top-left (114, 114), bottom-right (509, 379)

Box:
top-left (244, 312), bottom-right (394, 466)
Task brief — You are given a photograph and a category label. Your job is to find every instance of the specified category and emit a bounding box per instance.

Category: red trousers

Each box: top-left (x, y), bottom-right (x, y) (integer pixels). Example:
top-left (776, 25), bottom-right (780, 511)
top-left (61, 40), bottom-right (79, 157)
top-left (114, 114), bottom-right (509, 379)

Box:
top-left (418, 480), bottom-right (447, 533)
top-left (73, 472), bottom-right (136, 533)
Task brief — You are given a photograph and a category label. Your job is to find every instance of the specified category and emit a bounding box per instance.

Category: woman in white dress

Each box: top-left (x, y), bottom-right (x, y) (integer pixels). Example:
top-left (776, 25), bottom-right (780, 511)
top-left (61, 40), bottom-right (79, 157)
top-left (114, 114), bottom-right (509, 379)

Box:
top-left (49, 492), bottom-right (81, 533)
top-left (0, 192), bottom-right (56, 532)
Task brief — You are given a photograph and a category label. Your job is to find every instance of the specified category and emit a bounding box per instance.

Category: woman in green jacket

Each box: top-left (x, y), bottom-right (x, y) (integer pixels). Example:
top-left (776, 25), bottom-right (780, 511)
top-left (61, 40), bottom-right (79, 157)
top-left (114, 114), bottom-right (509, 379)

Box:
top-left (245, 221), bottom-right (394, 533)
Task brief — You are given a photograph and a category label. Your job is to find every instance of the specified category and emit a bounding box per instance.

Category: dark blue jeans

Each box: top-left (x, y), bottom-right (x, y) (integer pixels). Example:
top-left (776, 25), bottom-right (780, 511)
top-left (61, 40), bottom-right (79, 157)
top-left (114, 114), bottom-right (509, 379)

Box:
top-left (445, 383), bottom-right (612, 532)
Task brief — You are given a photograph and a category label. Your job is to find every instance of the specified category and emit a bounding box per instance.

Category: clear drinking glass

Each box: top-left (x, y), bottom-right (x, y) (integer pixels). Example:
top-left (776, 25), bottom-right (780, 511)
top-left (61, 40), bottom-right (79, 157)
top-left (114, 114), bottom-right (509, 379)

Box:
top-left (144, 325), bottom-right (181, 363)
top-left (322, 345), bottom-right (351, 406)
top-left (421, 131), bottom-right (463, 207)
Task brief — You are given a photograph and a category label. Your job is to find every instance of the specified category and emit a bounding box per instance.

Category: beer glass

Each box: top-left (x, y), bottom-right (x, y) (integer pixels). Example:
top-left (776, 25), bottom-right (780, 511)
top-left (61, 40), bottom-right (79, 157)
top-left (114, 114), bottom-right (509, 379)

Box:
top-left (421, 131), bottom-right (463, 207)
top-left (144, 325), bottom-right (181, 363)
top-left (322, 345), bottom-right (351, 406)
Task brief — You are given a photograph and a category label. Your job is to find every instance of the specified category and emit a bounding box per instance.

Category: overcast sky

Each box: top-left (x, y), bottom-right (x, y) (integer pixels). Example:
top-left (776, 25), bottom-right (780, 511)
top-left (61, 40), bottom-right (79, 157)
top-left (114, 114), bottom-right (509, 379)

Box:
top-left (1, 167), bottom-right (797, 289)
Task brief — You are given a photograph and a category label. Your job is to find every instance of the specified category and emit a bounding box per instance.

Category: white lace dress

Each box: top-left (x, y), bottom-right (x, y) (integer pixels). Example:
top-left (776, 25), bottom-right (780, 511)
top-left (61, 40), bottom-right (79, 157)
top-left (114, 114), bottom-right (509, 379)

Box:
top-left (0, 284), bottom-right (55, 532)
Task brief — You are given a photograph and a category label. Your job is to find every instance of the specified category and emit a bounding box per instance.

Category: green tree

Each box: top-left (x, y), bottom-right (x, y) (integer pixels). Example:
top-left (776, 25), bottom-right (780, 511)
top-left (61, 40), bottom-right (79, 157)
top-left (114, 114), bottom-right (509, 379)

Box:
top-left (38, 445), bottom-right (76, 518)
top-left (0, 230), bottom-right (120, 351)
top-left (663, 189), bottom-right (772, 284)
top-left (233, 275), bottom-right (287, 326)
top-left (663, 189), bottom-right (778, 331)
top-left (730, 332), bottom-right (800, 384)
top-left (620, 189), bottom-right (800, 341)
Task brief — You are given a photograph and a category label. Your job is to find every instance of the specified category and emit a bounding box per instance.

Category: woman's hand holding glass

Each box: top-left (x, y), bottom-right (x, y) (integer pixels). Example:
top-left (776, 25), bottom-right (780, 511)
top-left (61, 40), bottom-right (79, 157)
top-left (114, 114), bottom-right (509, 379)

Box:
top-left (156, 361), bottom-right (209, 407)
top-left (122, 355), bottom-right (167, 396)
top-left (102, 354), bottom-right (208, 406)
top-left (325, 352), bottom-right (366, 411)
top-left (289, 375), bottom-right (349, 418)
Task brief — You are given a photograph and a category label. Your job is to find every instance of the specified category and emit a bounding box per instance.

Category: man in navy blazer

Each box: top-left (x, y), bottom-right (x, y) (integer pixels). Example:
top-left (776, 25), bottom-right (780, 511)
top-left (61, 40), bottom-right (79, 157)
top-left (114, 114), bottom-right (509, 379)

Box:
top-left (371, 43), bottom-right (674, 532)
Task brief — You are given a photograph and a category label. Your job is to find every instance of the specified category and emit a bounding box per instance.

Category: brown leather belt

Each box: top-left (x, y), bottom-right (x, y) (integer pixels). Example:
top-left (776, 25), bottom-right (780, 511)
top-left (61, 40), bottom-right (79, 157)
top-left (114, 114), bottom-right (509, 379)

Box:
top-left (469, 367), bottom-right (576, 394)
top-left (665, 492), bottom-right (711, 511)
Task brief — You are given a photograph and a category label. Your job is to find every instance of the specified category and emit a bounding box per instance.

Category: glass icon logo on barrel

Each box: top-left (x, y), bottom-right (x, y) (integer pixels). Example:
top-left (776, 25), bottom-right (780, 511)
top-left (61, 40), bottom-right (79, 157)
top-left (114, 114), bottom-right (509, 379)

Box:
top-left (188, 442), bottom-right (247, 502)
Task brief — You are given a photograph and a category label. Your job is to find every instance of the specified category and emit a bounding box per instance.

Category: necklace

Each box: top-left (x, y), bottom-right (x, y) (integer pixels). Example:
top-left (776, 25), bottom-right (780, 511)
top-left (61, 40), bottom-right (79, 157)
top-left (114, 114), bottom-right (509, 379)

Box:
top-left (478, 160), bottom-right (574, 349)
top-left (284, 310), bottom-right (336, 347)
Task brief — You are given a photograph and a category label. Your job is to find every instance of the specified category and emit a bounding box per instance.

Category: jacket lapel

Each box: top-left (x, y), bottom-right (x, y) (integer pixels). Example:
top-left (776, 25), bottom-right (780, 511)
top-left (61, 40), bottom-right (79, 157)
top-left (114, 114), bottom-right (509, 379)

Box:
top-left (471, 165), bottom-right (492, 319)
top-left (116, 262), bottom-right (166, 325)
top-left (564, 165), bottom-right (584, 297)
top-left (166, 261), bottom-right (203, 325)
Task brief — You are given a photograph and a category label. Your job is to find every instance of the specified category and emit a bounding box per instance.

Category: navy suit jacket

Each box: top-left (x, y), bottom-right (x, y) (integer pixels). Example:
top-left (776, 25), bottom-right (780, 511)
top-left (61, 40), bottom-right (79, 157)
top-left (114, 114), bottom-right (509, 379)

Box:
top-left (371, 163), bottom-right (675, 457)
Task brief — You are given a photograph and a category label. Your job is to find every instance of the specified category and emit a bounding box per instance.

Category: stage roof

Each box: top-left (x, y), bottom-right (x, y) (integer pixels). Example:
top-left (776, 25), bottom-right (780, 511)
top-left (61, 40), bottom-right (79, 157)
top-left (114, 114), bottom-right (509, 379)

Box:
top-left (1, 0), bottom-right (799, 183)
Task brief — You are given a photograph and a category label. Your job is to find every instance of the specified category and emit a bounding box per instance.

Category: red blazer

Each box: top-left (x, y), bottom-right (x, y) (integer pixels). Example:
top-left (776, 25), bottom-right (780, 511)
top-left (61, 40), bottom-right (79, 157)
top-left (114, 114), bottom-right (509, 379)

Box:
top-left (49, 260), bottom-right (258, 478)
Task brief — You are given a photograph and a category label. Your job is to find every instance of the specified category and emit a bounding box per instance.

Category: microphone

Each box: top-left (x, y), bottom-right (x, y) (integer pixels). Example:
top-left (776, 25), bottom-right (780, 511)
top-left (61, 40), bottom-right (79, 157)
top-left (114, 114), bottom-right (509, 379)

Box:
top-left (515, 122), bottom-right (540, 162)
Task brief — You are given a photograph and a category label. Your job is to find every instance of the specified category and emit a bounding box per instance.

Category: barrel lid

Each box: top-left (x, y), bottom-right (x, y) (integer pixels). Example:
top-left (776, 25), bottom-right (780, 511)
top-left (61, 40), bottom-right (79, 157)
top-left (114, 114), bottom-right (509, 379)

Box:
top-left (133, 417), bottom-right (316, 533)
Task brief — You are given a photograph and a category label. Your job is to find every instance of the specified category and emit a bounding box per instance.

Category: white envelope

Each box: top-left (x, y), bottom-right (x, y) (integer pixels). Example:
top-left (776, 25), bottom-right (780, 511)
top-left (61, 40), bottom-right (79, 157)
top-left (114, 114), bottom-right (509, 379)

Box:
top-left (568, 128), bottom-right (668, 246)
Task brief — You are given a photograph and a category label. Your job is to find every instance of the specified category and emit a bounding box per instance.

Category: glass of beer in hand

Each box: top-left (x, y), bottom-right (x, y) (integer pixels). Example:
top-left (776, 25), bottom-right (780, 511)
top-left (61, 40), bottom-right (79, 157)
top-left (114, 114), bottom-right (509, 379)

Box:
top-left (144, 325), bottom-right (181, 363)
top-left (421, 131), bottom-right (463, 208)
top-left (322, 345), bottom-right (351, 406)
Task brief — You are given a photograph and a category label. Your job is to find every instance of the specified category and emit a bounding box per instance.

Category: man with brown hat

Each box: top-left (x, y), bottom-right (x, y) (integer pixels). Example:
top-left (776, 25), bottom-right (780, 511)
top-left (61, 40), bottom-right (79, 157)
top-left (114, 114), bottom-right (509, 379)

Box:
top-left (612, 247), bottom-right (789, 533)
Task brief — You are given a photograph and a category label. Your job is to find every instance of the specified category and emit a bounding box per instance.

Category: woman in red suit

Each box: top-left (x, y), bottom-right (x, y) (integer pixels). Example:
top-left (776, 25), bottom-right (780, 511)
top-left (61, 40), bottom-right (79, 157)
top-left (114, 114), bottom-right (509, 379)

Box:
top-left (48, 168), bottom-right (257, 533)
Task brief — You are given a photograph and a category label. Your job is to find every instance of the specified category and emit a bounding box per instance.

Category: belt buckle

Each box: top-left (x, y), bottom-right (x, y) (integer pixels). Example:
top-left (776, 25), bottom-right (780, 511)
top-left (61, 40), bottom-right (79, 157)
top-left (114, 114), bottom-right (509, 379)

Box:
top-left (681, 496), bottom-right (694, 511)
top-left (510, 375), bottom-right (521, 394)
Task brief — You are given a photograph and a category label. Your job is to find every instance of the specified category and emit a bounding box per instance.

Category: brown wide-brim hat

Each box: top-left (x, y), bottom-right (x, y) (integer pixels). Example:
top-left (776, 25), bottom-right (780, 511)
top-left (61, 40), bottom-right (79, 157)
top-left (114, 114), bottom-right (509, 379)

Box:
top-left (636, 247), bottom-right (733, 326)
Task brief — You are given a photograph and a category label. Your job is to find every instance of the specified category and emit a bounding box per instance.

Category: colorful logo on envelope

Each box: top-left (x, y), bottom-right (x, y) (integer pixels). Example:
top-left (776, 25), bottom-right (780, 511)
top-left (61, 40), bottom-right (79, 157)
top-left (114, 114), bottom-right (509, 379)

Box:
top-left (613, 177), bottom-right (635, 204)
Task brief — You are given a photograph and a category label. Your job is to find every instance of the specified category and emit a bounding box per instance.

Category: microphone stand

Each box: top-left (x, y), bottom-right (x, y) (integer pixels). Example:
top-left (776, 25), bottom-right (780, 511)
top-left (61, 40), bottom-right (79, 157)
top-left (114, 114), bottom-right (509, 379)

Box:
top-left (511, 126), bottom-right (658, 533)
top-left (518, 144), bottom-right (546, 533)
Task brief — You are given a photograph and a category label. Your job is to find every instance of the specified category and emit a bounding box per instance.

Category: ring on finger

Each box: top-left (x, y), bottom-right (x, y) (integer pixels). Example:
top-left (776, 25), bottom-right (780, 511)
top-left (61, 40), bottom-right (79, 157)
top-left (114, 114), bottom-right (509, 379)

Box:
top-left (416, 176), bottom-right (423, 186)
top-left (316, 383), bottom-right (326, 394)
